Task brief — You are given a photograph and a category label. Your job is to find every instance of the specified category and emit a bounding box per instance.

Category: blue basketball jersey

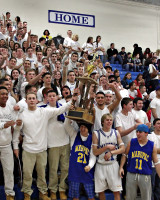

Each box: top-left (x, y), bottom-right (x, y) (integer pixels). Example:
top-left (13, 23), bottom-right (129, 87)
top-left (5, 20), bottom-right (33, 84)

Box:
top-left (127, 138), bottom-right (154, 175)
top-left (68, 132), bottom-right (94, 184)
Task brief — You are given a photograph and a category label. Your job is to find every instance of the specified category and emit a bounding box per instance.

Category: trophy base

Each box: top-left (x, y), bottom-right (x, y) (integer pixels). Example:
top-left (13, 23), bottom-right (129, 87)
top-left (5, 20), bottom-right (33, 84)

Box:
top-left (66, 107), bottom-right (94, 124)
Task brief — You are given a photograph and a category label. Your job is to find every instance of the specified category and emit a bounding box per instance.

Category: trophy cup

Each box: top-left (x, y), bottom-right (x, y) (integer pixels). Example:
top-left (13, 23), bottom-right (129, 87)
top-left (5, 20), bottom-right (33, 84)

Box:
top-left (66, 53), bottom-right (98, 124)
top-left (66, 77), bottom-right (97, 124)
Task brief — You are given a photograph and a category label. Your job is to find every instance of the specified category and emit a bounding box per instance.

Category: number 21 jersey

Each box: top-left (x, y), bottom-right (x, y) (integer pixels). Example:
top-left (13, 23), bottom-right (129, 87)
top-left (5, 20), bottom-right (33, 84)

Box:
top-left (68, 132), bottom-right (94, 184)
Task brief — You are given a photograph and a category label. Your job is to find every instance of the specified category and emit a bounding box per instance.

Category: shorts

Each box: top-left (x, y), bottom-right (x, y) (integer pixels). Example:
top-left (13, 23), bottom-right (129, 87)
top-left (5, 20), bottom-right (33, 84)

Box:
top-left (69, 181), bottom-right (95, 199)
top-left (95, 161), bottom-right (122, 193)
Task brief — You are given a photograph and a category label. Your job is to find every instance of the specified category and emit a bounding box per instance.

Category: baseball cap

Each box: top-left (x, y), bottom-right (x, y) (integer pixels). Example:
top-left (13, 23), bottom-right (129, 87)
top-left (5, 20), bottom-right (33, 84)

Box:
top-left (136, 124), bottom-right (149, 133)
top-left (78, 123), bottom-right (92, 132)
top-left (104, 90), bottom-right (113, 95)
top-left (90, 70), bottom-right (98, 76)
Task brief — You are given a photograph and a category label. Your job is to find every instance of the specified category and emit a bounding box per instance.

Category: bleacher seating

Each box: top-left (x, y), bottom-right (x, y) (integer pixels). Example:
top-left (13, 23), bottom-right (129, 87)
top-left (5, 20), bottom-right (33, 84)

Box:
top-left (103, 63), bottom-right (142, 81)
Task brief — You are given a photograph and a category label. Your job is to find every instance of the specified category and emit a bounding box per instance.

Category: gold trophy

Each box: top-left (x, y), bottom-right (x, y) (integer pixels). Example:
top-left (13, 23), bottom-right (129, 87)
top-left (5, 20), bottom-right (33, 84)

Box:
top-left (66, 53), bottom-right (98, 124)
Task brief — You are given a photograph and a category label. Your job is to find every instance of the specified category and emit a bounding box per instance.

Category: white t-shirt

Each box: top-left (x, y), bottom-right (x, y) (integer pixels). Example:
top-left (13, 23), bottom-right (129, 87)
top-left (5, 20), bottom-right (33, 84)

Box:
top-left (150, 97), bottom-right (160, 123)
top-left (128, 89), bottom-right (137, 98)
top-left (132, 109), bottom-right (149, 124)
top-left (141, 92), bottom-right (148, 100)
top-left (16, 58), bottom-right (23, 66)
top-left (149, 90), bottom-right (156, 101)
top-left (17, 98), bottom-right (28, 111)
top-left (36, 61), bottom-right (43, 73)
top-left (47, 104), bottom-right (69, 148)
top-left (82, 43), bottom-right (94, 56)
top-left (66, 81), bottom-right (76, 95)
top-left (148, 132), bottom-right (160, 162)
top-left (63, 36), bottom-right (72, 51)
top-left (93, 42), bottom-right (104, 55)
top-left (0, 103), bottom-right (18, 147)
top-left (68, 40), bottom-right (81, 51)
top-left (5, 66), bottom-right (12, 76)
top-left (114, 89), bottom-right (129, 114)
top-left (26, 55), bottom-right (37, 69)
top-left (20, 82), bottom-right (28, 98)
top-left (115, 111), bottom-right (139, 146)
top-left (58, 98), bottom-right (67, 105)
top-left (93, 105), bottom-right (110, 131)
top-left (7, 95), bottom-right (16, 106)
top-left (17, 102), bottom-right (71, 153)
top-left (37, 86), bottom-right (62, 102)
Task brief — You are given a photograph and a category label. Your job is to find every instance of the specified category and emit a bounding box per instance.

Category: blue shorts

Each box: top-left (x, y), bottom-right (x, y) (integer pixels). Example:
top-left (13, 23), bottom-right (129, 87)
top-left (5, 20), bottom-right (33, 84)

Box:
top-left (69, 181), bottom-right (95, 199)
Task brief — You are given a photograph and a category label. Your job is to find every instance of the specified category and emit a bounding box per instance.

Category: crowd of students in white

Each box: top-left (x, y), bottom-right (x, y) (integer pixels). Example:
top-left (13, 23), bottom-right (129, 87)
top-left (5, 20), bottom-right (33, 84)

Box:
top-left (0, 11), bottom-right (160, 200)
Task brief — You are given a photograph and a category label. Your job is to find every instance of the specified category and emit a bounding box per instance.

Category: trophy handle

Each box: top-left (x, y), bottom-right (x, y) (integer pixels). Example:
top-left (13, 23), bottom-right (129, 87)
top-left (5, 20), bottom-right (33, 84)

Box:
top-left (83, 83), bottom-right (91, 109)
top-left (72, 79), bottom-right (79, 107)
top-left (89, 84), bottom-right (97, 114)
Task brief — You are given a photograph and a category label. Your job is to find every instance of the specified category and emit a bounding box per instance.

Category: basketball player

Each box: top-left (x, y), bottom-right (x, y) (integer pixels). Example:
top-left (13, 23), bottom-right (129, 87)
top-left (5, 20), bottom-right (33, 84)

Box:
top-left (119, 124), bottom-right (160, 200)
top-left (64, 118), bottom-right (96, 200)
top-left (92, 114), bottom-right (125, 200)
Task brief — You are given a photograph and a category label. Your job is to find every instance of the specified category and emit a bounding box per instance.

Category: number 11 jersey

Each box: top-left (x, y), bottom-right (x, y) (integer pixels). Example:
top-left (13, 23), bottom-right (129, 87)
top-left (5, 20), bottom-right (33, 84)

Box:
top-left (127, 138), bottom-right (154, 175)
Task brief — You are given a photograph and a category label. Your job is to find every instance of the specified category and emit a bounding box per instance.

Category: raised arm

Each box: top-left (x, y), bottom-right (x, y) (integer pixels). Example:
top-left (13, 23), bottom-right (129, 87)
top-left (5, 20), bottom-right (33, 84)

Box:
top-left (108, 83), bottom-right (122, 113)
top-left (28, 68), bottom-right (47, 85)
top-left (116, 126), bottom-right (136, 137)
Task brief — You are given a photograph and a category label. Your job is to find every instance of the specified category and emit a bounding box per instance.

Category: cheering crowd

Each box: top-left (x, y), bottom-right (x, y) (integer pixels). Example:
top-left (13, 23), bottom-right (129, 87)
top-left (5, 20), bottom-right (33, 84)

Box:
top-left (1, 11), bottom-right (160, 200)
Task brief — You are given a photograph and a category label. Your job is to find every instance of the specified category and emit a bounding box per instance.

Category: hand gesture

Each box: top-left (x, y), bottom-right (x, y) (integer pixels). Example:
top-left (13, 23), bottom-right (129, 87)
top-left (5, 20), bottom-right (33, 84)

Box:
top-left (23, 54), bottom-right (26, 62)
top-left (64, 58), bottom-right (69, 66)
top-left (13, 105), bottom-right (20, 111)
top-left (134, 123), bottom-right (142, 130)
top-left (84, 165), bottom-right (91, 172)
top-left (84, 60), bottom-right (89, 65)
top-left (104, 152), bottom-right (112, 161)
top-left (1, 64), bottom-right (6, 70)
top-left (40, 67), bottom-right (47, 75)
top-left (20, 68), bottom-right (25, 75)
top-left (45, 64), bottom-right (50, 69)
top-left (34, 63), bottom-right (38, 69)
top-left (67, 48), bottom-right (72, 55)
top-left (14, 149), bottom-right (19, 158)
top-left (119, 167), bottom-right (124, 178)
top-left (4, 121), bottom-right (16, 128)
top-left (107, 82), bottom-right (115, 90)
top-left (28, 30), bottom-right (31, 36)
top-left (16, 119), bottom-right (22, 126)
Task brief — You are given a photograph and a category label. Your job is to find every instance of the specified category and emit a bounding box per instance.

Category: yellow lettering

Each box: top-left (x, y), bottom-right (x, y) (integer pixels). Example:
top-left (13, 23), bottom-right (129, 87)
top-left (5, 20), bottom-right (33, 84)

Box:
top-left (75, 145), bottom-right (90, 156)
top-left (138, 151), bottom-right (141, 158)
top-left (142, 152), bottom-right (145, 159)
top-left (132, 150), bottom-right (149, 162)
top-left (132, 152), bottom-right (135, 158)
top-left (85, 148), bottom-right (89, 156)
top-left (75, 145), bottom-right (79, 152)
top-left (77, 153), bottom-right (87, 164)
top-left (135, 151), bottom-right (138, 157)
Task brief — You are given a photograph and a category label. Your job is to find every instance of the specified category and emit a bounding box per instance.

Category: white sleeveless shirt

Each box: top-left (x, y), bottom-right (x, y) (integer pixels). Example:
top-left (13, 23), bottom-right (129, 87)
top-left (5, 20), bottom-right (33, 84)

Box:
top-left (95, 128), bottom-right (118, 164)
